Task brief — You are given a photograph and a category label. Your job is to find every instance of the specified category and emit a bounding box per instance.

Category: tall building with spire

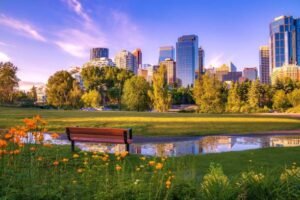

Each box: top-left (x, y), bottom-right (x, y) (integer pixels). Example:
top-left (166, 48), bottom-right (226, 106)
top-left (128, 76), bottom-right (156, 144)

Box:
top-left (259, 46), bottom-right (270, 84)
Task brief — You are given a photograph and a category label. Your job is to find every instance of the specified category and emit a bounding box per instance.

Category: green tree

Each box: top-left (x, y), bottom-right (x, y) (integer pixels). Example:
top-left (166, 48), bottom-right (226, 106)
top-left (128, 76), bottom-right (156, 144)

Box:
top-left (28, 86), bottom-right (37, 102)
top-left (81, 90), bottom-right (101, 108)
top-left (247, 80), bottom-right (260, 111)
top-left (46, 71), bottom-right (79, 108)
top-left (148, 65), bottom-right (171, 112)
top-left (69, 81), bottom-right (83, 108)
top-left (0, 62), bottom-right (19, 104)
top-left (287, 88), bottom-right (300, 107)
top-left (226, 83), bottom-right (242, 112)
top-left (272, 90), bottom-right (290, 111)
top-left (122, 76), bottom-right (150, 111)
top-left (193, 74), bottom-right (224, 113)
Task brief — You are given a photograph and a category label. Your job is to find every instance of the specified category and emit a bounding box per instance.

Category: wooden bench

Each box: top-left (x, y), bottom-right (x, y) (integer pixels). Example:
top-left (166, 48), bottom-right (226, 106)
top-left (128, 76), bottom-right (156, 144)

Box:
top-left (66, 127), bottom-right (133, 152)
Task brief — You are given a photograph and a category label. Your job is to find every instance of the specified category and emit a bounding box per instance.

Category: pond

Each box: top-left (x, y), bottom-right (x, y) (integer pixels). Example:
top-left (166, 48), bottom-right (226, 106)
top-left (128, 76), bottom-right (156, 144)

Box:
top-left (27, 133), bottom-right (300, 157)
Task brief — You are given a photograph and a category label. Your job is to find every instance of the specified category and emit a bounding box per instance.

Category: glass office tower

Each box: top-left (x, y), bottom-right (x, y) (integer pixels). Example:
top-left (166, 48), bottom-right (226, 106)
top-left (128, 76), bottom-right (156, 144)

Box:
top-left (176, 35), bottom-right (198, 87)
top-left (90, 48), bottom-right (109, 60)
top-left (270, 16), bottom-right (300, 70)
top-left (158, 46), bottom-right (174, 63)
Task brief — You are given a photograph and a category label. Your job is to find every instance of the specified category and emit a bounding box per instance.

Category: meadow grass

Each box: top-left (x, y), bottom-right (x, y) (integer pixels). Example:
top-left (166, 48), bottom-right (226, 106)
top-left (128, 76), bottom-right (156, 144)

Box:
top-left (1, 106), bottom-right (300, 136)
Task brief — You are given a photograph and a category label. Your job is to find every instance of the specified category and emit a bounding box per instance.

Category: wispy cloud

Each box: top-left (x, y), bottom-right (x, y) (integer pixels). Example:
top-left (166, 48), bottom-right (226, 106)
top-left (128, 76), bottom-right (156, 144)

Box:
top-left (64, 0), bottom-right (91, 23)
top-left (0, 14), bottom-right (46, 42)
top-left (0, 51), bottom-right (10, 62)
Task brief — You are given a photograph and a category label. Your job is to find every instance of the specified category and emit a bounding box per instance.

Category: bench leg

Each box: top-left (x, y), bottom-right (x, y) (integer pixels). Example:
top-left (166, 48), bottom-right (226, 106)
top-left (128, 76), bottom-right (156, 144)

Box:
top-left (71, 141), bottom-right (75, 152)
top-left (126, 143), bottom-right (130, 152)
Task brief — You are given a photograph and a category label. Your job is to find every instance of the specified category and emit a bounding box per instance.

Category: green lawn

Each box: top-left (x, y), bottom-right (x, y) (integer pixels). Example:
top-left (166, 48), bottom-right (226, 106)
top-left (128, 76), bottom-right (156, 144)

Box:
top-left (1, 106), bottom-right (300, 136)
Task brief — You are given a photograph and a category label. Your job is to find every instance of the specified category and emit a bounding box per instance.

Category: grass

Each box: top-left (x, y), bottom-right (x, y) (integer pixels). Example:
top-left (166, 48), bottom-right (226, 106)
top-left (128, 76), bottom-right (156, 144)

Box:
top-left (1, 106), bottom-right (300, 136)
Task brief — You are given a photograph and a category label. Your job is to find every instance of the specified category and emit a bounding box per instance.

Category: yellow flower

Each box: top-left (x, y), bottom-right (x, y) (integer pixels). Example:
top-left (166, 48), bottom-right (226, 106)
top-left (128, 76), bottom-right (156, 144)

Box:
top-left (101, 156), bottom-right (108, 162)
top-left (115, 151), bottom-right (120, 157)
top-left (37, 156), bottom-right (43, 161)
top-left (136, 167), bottom-right (141, 171)
top-left (116, 164), bottom-right (122, 171)
top-left (77, 168), bottom-right (84, 173)
top-left (120, 151), bottom-right (128, 158)
top-left (30, 147), bottom-right (36, 151)
top-left (53, 160), bottom-right (59, 166)
top-left (140, 156), bottom-right (146, 161)
top-left (62, 158), bottom-right (69, 163)
top-left (149, 161), bottom-right (155, 166)
top-left (155, 162), bottom-right (163, 170)
top-left (73, 154), bottom-right (79, 158)
top-left (166, 180), bottom-right (171, 189)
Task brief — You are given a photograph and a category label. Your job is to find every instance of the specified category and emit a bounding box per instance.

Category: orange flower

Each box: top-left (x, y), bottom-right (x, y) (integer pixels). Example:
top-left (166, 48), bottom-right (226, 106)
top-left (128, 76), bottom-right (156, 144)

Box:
top-left (166, 180), bottom-right (171, 189)
top-left (30, 147), bottom-right (36, 151)
top-left (148, 161), bottom-right (155, 166)
top-left (101, 156), bottom-right (108, 162)
top-left (120, 151), bottom-right (128, 158)
top-left (4, 133), bottom-right (13, 139)
top-left (53, 160), bottom-right (59, 166)
top-left (155, 163), bottom-right (163, 170)
top-left (115, 164), bottom-right (122, 171)
top-left (51, 133), bottom-right (60, 139)
top-left (0, 140), bottom-right (7, 149)
top-left (13, 149), bottom-right (20, 155)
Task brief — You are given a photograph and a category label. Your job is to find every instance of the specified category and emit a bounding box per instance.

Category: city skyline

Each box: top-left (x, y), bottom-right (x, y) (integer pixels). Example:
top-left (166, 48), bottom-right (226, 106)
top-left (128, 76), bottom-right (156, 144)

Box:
top-left (0, 0), bottom-right (299, 83)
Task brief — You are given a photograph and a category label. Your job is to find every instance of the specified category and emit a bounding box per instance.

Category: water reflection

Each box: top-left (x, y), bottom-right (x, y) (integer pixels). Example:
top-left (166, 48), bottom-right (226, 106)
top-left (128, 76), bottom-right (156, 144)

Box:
top-left (26, 133), bottom-right (300, 157)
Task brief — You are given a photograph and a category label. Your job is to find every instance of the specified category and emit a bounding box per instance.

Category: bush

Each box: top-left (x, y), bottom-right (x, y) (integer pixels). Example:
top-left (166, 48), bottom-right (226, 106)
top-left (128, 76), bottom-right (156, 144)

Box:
top-left (170, 182), bottom-right (197, 200)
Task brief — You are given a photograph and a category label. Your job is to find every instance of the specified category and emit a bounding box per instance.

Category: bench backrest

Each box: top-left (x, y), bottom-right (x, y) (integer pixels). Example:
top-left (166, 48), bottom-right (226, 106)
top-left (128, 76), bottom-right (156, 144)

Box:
top-left (66, 127), bottom-right (132, 142)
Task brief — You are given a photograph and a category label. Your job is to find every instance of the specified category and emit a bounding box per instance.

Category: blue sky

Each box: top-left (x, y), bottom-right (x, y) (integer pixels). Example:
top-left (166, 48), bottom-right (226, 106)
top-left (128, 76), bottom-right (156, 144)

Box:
top-left (0, 0), bottom-right (299, 83)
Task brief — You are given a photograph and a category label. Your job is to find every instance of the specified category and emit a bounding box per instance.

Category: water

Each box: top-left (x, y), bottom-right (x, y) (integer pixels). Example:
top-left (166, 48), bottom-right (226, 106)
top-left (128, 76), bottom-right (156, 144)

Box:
top-left (28, 133), bottom-right (300, 157)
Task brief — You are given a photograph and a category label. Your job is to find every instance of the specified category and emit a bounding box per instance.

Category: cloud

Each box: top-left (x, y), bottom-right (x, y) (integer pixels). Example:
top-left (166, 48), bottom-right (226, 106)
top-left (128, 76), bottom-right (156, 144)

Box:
top-left (64, 0), bottom-right (91, 23)
top-left (0, 14), bottom-right (46, 42)
top-left (0, 51), bottom-right (10, 62)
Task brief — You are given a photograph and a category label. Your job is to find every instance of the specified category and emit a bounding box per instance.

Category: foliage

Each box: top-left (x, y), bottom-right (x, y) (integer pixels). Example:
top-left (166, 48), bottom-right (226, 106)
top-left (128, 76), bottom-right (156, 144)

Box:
top-left (272, 90), bottom-right (290, 111)
top-left (148, 65), bottom-right (171, 112)
top-left (226, 83), bottom-right (242, 112)
top-left (171, 87), bottom-right (194, 105)
top-left (287, 88), bottom-right (300, 107)
top-left (122, 76), bottom-right (151, 111)
top-left (193, 74), bottom-right (224, 113)
top-left (46, 70), bottom-right (81, 108)
top-left (247, 79), bottom-right (260, 112)
top-left (81, 90), bottom-right (101, 108)
top-left (0, 62), bottom-right (19, 104)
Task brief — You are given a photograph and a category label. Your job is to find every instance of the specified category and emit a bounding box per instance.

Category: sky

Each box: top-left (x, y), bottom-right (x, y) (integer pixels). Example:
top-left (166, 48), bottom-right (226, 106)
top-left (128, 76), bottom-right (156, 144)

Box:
top-left (0, 0), bottom-right (299, 84)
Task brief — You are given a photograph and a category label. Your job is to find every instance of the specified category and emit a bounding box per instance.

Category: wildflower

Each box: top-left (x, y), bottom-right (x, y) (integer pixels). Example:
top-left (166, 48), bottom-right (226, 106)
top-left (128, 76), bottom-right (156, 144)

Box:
top-left (77, 168), bottom-right (84, 173)
top-left (134, 179), bottom-right (140, 185)
top-left (249, 160), bottom-right (252, 162)
top-left (43, 143), bottom-right (53, 148)
top-left (13, 149), bottom-right (20, 155)
top-left (140, 156), bottom-right (146, 161)
top-left (4, 133), bottom-right (13, 139)
top-left (101, 156), bottom-right (108, 162)
top-left (166, 180), bottom-right (171, 189)
top-left (92, 154), bottom-right (99, 159)
top-left (73, 154), bottom-right (79, 158)
top-left (30, 147), bottom-right (36, 152)
top-left (149, 161), bottom-right (155, 166)
top-left (140, 165), bottom-right (145, 168)
top-left (72, 180), bottom-right (77, 184)
top-left (37, 156), bottom-right (43, 161)
top-left (117, 156), bottom-right (121, 161)
top-left (136, 167), bottom-right (141, 171)
top-left (115, 164), bottom-right (122, 171)
top-left (115, 151), bottom-right (120, 157)
top-left (120, 151), bottom-right (128, 158)
top-left (0, 140), bottom-right (7, 148)
top-left (51, 133), bottom-right (60, 139)
top-left (62, 158), bottom-right (69, 163)
top-left (53, 160), bottom-right (59, 166)
top-left (155, 162), bottom-right (163, 170)
top-left (83, 161), bottom-right (88, 165)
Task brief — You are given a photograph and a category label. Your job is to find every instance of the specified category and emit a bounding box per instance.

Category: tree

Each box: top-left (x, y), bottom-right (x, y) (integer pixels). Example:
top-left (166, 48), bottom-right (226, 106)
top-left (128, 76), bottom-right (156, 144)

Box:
top-left (69, 81), bottom-right (83, 108)
top-left (272, 90), bottom-right (290, 111)
top-left (81, 90), bottom-right (101, 108)
top-left (226, 83), bottom-right (241, 112)
top-left (0, 62), bottom-right (19, 104)
top-left (193, 74), bottom-right (224, 113)
top-left (148, 65), bottom-right (171, 112)
top-left (46, 71), bottom-right (80, 108)
top-left (28, 86), bottom-right (37, 102)
top-left (287, 88), bottom-right (300, 107)
top-left (247, 79), bottom-right (260, 111)
top-left (122, 76), bottom-right (150, 111)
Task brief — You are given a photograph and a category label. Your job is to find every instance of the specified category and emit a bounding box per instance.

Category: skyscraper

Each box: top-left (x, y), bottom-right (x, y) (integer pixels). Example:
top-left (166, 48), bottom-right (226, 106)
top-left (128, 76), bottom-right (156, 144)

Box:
top-left (158, 46), bottom-right (174, 63)
top-left (90, 48), bottom-right (109, 60)
top-left (243, 67), bottom-right (258, 80)
top-left (114, 50), bottom-right (137, 73)
top-left (259, 46), bottom-right (270, 84)
top-left (160, 58), bottom-right (176, 85)
top-left (132, 48), bottom-right (142, 69)
top-left (270, 16), bottom-right (300, 70)
top-left (176, 35), bottom-right (199, 87)
top-left (198, 47), bottom-right (205, 74)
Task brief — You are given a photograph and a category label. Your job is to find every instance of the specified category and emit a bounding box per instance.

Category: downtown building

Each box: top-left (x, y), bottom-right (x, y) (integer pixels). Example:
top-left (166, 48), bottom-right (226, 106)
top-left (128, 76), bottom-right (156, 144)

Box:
top-left (160, 58), bottom-right (176, 85)
top-left (259, 46), bottom-right (270, 84)
top-left (115, 50), bottom-right (137, 74)
top-left (90, 48), bottom-right (109, 60)
top-left (270, 15), bottom-right (300, 83)
top-left (196, 47), bottom-right (205, 78)
top-left (158, 46), bottom-right (174, 63)
top-left (132, 48), bottom-right (142, 69)
top-left (243, 67), bottom-right (258, 81)
top-left (176, 35), bottom-right (199, 87)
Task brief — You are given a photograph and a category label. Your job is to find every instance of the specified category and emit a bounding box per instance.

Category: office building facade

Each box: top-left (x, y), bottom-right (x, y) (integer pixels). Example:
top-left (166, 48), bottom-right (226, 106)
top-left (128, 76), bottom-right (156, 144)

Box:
top-left (160, 58), bottom-right (176, 85)
top-left (176, 35), bottom-right (199, 87)
top-left (90, 48), bottom-right (109, 60)
top-left (114, 50), bottom-right (137, 73)
top-left (198, 47), bottom-right (205, 74)
top-left (132, 48), bottom-right (142, 69)
top-left (243, 67), bottom-right (258, 80)
top-left (259, 46), bottom-right (270, 84)
top-left (158, 46), bottom-right (174, 63)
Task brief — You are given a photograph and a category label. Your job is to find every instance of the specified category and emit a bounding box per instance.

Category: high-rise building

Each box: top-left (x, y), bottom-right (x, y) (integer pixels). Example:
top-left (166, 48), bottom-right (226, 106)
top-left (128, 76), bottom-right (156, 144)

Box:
top-left (114, 50), bottom-right (137, 73)
top-left (243, 67), bottom-right (258, 80)
top-left (90, 48), bottom-right (109, 60)
top-left (270, 16), bottom-right (300, 70)
top-left (83, 57), bottom-right (115, 68)
top-left (132, 48), bottom-right (142, 69)
top-left (160, 58), bottom-right (176, 85)
top-left (176, 35), bottom-right (199, 87)
top-left (158, 46), bottom-right (174, 63)
top-left (259, 46), bottom-right (270, 84)
top-left (198, 47), bottom-right (205, 74)
top-left (271, 63), bottom-right (300, 84)
top-left (230, 62), bottom-right (237, 72)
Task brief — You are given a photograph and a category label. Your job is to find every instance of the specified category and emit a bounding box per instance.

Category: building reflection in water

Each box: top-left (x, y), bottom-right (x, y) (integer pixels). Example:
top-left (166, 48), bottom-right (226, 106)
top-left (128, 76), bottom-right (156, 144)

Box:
top-left (25, 133), bottom-right (300, 157)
